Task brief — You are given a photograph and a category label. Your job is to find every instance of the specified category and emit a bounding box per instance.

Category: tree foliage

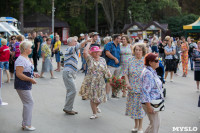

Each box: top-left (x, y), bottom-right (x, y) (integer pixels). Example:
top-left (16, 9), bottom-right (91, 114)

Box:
top-left (128, 0), bottom-right (181, 22)
top-left (160, 14), bottom-right (199, 37)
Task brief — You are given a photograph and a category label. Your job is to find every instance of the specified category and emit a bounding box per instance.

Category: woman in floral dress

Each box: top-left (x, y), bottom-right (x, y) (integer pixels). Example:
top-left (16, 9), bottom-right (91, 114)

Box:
top-left (79, 42), bottom-right (111, 119)
top-left (120, 35), bottom-right (132, 97)
top-left (181, 37), bottom-right (189, 77)
top-left (124, 43), bottom-right (146, 133)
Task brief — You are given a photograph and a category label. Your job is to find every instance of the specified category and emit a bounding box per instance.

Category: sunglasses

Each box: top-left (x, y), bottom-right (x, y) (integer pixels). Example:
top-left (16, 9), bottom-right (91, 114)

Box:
top-left (154, 59), bottom-right (159, 63)
top-left (11, 38), bottom-right (16, 40)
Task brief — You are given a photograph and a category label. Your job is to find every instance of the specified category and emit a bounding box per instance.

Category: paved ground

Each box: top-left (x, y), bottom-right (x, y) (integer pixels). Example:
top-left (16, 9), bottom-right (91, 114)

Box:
top-left (0, 45), bottom-right (200, 133)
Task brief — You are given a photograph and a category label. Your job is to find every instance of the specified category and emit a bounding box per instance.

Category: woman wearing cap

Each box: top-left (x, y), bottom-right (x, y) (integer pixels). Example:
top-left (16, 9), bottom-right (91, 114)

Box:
top-left (181, 36), bottom-right (189, 77)
top-left (79, 42), bottom-right (111, 119)
top-left (193, 41), bottom-right (200, 92)
top-left (164, 36), bottom-right (176, 82)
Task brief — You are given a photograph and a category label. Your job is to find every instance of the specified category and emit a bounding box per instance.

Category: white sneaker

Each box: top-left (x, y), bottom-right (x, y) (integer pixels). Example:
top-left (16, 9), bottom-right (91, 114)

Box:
top-left (137, 130), bottom-right (144, 133)
top-left (97, 107), bottom-right (101, 113)
top-left (51, 76), bottom-right (57, 79)
top-left (131, 128), bottom-right (138, 131)
top-left (170, 79), bottom-right (173, 82)
top-left (90, 114), bottom-right (98, 119)
top-left (22, 126), bottom-right (36, 131)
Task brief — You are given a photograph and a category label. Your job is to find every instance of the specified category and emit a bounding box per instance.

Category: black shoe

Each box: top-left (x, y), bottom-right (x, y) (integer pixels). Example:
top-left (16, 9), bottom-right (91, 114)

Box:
top-left (111, 94), bottom-right (119, 98)
top-left (63, 109), bottom-right (78, 115)
top-left (34, 69), bottom-right (38, 72)
top-left (82, 70), bottom-right (85, 73)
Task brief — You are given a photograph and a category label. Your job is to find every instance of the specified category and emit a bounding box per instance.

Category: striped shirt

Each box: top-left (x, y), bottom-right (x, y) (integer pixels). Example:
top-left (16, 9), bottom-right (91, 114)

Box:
top-left (63, 43), bottom-right (81, 73)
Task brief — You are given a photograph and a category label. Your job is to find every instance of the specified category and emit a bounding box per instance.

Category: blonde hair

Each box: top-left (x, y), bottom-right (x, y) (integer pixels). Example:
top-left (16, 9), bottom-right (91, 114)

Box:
top-left (1, 38), bottom-right (7, 45)
top-left (55, 35), bottom-right (60, 38)
top-left (20, 41), bottom-right (33, 53)
top-left (132, 43), bottom-right (146, 56)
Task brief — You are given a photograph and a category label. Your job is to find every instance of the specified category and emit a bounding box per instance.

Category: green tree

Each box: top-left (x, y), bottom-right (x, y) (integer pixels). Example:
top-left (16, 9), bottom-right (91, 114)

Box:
top-left (161, 14), bottom-right (199, 36)
top-left (128, 0), bottom-right (181, 22)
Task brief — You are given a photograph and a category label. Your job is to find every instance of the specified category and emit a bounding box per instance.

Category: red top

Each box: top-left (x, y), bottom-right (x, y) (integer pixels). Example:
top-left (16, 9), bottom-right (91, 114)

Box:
top-left (0, 45), bottom-right (10, 62)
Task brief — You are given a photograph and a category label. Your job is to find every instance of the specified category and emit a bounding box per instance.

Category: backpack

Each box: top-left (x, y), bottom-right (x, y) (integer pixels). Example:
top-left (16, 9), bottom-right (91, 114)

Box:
top-left (189, 43), bottom-right (195, 56)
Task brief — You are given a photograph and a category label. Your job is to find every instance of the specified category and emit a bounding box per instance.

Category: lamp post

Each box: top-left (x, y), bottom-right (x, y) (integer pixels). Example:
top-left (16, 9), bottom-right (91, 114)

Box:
top-left (52, 0), bottom-right (55, 33)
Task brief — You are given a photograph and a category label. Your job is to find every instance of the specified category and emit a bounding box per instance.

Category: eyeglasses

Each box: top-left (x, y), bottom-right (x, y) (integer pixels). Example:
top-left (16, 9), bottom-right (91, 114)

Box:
top-left (11, 38), bottom-right (16, 40)
top-left (154, 59), bottom-right (159, 63)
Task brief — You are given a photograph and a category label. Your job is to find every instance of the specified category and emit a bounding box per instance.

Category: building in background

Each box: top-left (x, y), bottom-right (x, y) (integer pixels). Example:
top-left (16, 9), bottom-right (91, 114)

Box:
top-left (24, 13), bottom-right (69, 44)
top-left (122, 21), bottom-right (168, 39)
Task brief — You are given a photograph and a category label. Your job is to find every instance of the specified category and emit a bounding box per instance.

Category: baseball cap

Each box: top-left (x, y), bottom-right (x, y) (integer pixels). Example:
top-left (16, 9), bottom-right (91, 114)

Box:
top-left (80, 33), bottom-right (84, 37)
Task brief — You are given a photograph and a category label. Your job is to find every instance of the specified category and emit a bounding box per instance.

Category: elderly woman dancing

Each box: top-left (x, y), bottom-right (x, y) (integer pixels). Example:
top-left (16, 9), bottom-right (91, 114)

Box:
top-left (14, 41), bottom-right (40, 131)
top-left (79, 42), bottom-right (111, 119)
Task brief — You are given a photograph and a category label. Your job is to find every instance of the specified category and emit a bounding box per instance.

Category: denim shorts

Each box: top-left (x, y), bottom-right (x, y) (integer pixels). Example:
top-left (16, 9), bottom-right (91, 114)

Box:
top-left (55, 51), bottom-right (60, 62)
top-left (0, 61), bottom-right (9, 70)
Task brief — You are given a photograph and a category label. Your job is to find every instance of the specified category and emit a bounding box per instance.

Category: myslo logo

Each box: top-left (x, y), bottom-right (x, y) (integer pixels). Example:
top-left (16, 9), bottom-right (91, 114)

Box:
top-left (172, 127), bottom-right (198, 132)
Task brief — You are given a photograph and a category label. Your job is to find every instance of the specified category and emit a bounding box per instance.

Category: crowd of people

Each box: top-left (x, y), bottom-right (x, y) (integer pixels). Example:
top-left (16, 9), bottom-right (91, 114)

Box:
top-left (0, 31), bottom-right (200, 133)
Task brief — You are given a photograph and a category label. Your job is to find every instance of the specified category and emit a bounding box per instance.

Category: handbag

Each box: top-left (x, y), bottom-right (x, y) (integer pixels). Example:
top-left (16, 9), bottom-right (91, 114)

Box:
top-left (172, 47), bottom-right (178, 60)
top-left (173, 54), bottom-right (178, 60)
top-left (150, 77), bottom-right (165, 112)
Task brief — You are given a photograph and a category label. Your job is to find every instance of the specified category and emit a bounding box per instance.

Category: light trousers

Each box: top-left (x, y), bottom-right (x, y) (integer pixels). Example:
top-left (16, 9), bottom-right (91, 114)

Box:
top-left (142, 104), bottom-right (160, 133)
top-left (63, 71), bottom-right (76, 111)
top-left (16, 89), bottom-right (34, 126)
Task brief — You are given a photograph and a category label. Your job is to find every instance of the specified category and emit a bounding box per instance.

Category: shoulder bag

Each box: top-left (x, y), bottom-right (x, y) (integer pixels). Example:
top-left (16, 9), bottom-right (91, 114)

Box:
top-left (150, 77), bottom-right (165, 112)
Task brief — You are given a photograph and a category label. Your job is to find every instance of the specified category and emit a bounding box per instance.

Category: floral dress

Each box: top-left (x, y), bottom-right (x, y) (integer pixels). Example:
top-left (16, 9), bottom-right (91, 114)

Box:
top-left (79, 55), bottom-right (110, 103)
top-left (120, 44), bottom-right (132, 75)
top-left (124, 56), bottom-right (145, 119)
top-left (181, 43), bottom-right (188, 75)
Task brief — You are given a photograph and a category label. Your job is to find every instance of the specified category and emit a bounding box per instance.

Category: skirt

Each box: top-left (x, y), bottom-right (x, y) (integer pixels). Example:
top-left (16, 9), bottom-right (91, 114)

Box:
top-left (41, 58), bottom-right (53, 72)
top-left (194, 71), bottom-right (200, 81)
top-left (125, 92), bottom-right (145, 119)
top-left (165, 59), bottom-right (176, 71)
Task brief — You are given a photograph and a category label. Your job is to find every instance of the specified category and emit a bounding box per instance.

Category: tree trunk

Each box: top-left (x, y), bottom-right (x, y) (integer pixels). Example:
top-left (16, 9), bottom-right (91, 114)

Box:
top-left (19, 0), bottom-right (24, 33)
top-left (95, 1), bottom-right (98, 32)
top-left (99, 0), bottom-right (114, 35)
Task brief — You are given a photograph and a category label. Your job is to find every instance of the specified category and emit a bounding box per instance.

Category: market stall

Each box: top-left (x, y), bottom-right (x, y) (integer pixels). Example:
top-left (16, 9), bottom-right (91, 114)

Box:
top-left (183, 17), bottom-right (200, 41)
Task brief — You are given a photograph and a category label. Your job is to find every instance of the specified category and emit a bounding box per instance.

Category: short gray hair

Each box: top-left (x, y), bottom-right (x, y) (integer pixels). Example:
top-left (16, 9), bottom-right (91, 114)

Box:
top-left (103, 36), bottom-right (111, 42)
top-left (20, 41), bottom-right (33, 54)
top-left (67, 37), bottom-right (74, 44)
top-left (132, 43), bottom-right (146, 56)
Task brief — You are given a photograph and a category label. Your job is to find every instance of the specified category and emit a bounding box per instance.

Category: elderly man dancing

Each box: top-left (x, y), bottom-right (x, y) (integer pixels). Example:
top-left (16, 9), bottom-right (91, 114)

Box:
top-left (62, 37), bottom-right (90, 115)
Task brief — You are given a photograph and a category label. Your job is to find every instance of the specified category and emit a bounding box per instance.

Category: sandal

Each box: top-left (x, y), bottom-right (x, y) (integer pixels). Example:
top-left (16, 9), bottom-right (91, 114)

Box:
top-left (90, 114), bottom-right (98, 119)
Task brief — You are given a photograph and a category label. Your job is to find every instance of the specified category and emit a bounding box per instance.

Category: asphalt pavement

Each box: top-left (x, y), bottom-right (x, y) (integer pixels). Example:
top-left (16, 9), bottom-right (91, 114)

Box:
top-left (0, 45), bottom-right (200, 133)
